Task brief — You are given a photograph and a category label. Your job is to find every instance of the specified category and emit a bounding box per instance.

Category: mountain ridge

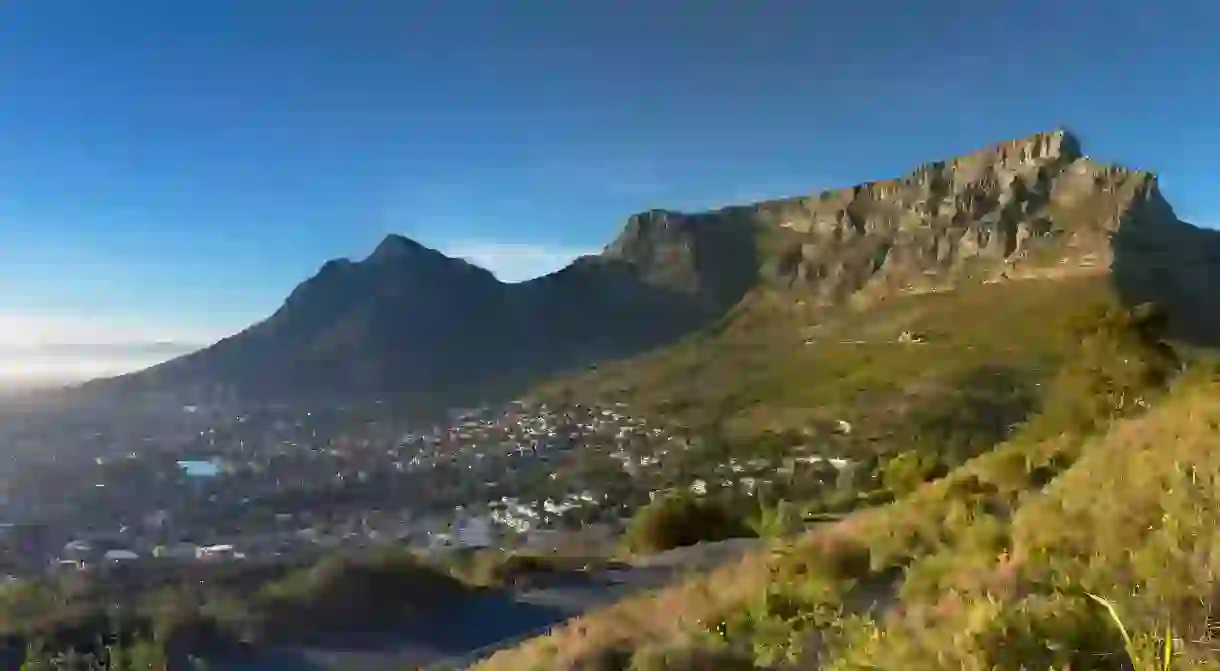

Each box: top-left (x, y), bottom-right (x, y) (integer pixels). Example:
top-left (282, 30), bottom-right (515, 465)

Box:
top-left (77, 128), bottom-right (1220, 406)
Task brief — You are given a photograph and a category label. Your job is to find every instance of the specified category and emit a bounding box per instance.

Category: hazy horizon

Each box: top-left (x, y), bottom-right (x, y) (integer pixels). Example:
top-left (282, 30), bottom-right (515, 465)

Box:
top-left (0, 342), bottom-right (202, 388)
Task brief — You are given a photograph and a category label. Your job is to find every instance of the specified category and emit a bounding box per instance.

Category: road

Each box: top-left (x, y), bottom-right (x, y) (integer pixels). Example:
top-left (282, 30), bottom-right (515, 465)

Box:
top-left (210, 538), bottom-right (762, 671)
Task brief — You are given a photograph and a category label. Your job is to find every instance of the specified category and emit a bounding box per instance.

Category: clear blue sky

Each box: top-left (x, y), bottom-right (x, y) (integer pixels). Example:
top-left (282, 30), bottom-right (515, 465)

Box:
top-left (0, 0), bottom-right (1217, 347)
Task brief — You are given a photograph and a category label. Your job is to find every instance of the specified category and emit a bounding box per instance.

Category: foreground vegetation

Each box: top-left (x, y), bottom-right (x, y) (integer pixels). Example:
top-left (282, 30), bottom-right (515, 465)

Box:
top-left (477, 285), bottom-right (1220, 670)
top-left (2, 547), bottom-right (475, 669)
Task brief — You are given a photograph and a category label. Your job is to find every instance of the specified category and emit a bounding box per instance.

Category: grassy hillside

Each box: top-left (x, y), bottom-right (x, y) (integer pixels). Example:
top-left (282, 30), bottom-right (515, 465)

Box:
top-left (477, 279), bottom-right (1220, 670)
top-left (540, 274), bottom-right (1110, 441)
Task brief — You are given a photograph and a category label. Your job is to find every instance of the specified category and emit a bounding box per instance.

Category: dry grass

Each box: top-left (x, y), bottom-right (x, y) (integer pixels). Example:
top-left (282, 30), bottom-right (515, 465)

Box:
top-left (820, 378), bottom-right (1220, 670)
top-left (475, 546), bottom-right (776, 670)
top-left (482, 337), bottom-right (1220, 669)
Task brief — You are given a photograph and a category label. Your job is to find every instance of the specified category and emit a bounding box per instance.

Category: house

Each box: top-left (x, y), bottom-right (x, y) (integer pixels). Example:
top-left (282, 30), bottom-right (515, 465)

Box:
top-left (153, 543), bottom-right (199, 560)
top-left (103, 549), bottom-right (139, 563)
top-left (55, 559), bottom-right (85, 571)
top-left (61, 540), bottom-right (94, 562)
top-left (196, 544), bottom-right (237, 560)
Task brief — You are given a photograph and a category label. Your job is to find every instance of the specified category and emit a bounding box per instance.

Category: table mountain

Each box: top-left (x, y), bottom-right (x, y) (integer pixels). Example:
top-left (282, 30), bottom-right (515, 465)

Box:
top-left (80, 129), bottom-right (1220, 405)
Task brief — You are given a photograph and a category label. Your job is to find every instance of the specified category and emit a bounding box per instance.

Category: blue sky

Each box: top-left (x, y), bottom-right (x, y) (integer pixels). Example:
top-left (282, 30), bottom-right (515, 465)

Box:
top-left (0, 0), bottom-right (1217, 356)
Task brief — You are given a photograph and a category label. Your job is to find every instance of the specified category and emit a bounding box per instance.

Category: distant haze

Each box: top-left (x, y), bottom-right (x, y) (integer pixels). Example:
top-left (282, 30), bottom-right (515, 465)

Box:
top-left (0, 343), bottom-right (200, 388)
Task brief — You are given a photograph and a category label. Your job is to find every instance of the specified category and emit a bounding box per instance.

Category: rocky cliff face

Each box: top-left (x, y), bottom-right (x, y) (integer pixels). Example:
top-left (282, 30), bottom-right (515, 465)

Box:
top-left (604, 129), bottom-right (1216, 314)
top-left (82, 130), bottom-right (1220, 405)
top-left (600, 207), bottom-right (761, 312)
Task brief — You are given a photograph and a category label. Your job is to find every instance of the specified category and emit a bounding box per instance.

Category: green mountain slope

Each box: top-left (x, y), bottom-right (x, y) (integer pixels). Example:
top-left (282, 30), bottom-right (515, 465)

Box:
top-left (479, 300), bottom-right (1220, 670)
top-left (538, 274), bottom-right (1111, 441)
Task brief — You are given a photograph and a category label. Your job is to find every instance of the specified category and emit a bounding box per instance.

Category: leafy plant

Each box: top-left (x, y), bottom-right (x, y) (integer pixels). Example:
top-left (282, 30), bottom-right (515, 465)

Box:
top-left (623, 492), bottom-right (754, 554)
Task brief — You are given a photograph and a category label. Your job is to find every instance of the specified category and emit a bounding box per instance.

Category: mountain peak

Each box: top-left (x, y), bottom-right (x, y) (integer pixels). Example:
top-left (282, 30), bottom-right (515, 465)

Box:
top-left (937, 127), bottom-right (1083, 175)
top-left (365, 234), bottom-right (430, 263)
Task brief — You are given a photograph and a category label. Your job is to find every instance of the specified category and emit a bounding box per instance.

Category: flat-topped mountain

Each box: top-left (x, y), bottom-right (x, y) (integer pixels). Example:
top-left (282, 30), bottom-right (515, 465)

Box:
top-left (612, 130), bottom-right (1212, 302)
top-left (81, 129), bottom-right (1220, 405)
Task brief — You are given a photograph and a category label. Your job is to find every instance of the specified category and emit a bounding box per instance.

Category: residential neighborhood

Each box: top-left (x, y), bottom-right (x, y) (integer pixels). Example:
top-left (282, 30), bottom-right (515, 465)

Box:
top-left (0, 396), bottom-right (854, 578)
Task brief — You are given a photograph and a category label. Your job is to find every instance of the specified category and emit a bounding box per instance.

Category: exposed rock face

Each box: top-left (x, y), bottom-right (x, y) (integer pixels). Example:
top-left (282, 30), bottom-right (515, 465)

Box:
top-left (605, 129), bottom-right (1216, 315)
top-left (745, 130), bottom-right (1138, 296)
top-left (82, 130), bottom-right (1220, 405)
top-left (601, 208), bottom-right (760, 309)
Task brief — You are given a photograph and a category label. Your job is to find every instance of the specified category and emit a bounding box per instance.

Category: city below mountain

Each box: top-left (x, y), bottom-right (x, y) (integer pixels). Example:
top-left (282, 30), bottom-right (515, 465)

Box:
top-left (76, 129), bottom-right (1220, 407)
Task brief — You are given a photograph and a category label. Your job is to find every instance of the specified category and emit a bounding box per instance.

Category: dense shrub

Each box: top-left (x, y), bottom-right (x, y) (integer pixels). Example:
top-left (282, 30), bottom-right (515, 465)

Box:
top-left (623, 492), bottom-right (754, 554)
top-left (630, 641), bottom-right (759, 670)
top-left (253, 548), bottom-right (467, 641)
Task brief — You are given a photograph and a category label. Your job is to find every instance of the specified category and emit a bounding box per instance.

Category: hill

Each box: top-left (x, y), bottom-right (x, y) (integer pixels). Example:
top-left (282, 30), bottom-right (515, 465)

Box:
top-left (476, 303), bottom-right (1220, 670)
top-left (77, 128), bottom-right (1220, 407)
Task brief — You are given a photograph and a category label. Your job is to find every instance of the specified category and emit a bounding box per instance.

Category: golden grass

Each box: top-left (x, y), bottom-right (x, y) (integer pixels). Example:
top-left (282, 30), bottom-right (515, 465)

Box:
top-left (481, 371), bottom-right (1220, 670)
top-left (824, 378), bottom-right (1220, 669)
top-left (475, 549), bottom-right (772, 670)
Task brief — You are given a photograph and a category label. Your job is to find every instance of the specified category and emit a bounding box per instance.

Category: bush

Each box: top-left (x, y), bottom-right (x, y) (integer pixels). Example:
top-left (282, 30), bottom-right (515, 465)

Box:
top-left (630, 641), bottom-right (759, 670)
top-left (624, 492), bottom-right (754, 554)
top-left (1031, 300), bottom-right (1178, 438)
top-left (878, 450), bottom-right (943, 497)
top-left (252, 549), bottom-right (469, 641)
top-left (456, 549), bottom-right (598, 588)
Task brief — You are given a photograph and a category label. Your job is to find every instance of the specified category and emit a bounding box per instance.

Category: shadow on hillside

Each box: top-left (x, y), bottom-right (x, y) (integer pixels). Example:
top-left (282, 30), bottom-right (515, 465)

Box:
top-left (900, 364), bottom-right (1039, 464)
top-left (207, 591), bottom-right (571, 671)
top-left (493, 224), bottom-right (762, 392)
top-left (1110, 215), bottom-right (1220, 347)
top-left (61, 221), bottom-right (762, 414)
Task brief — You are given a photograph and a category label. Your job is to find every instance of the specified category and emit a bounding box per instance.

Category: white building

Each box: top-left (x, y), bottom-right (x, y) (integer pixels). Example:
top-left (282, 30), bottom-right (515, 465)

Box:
top-left (196, 544), bottom-right (237, 560)
top-left (154, 543), bottom-right (199, 560)
top-left (103, 549), bottom-right (139, 563)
